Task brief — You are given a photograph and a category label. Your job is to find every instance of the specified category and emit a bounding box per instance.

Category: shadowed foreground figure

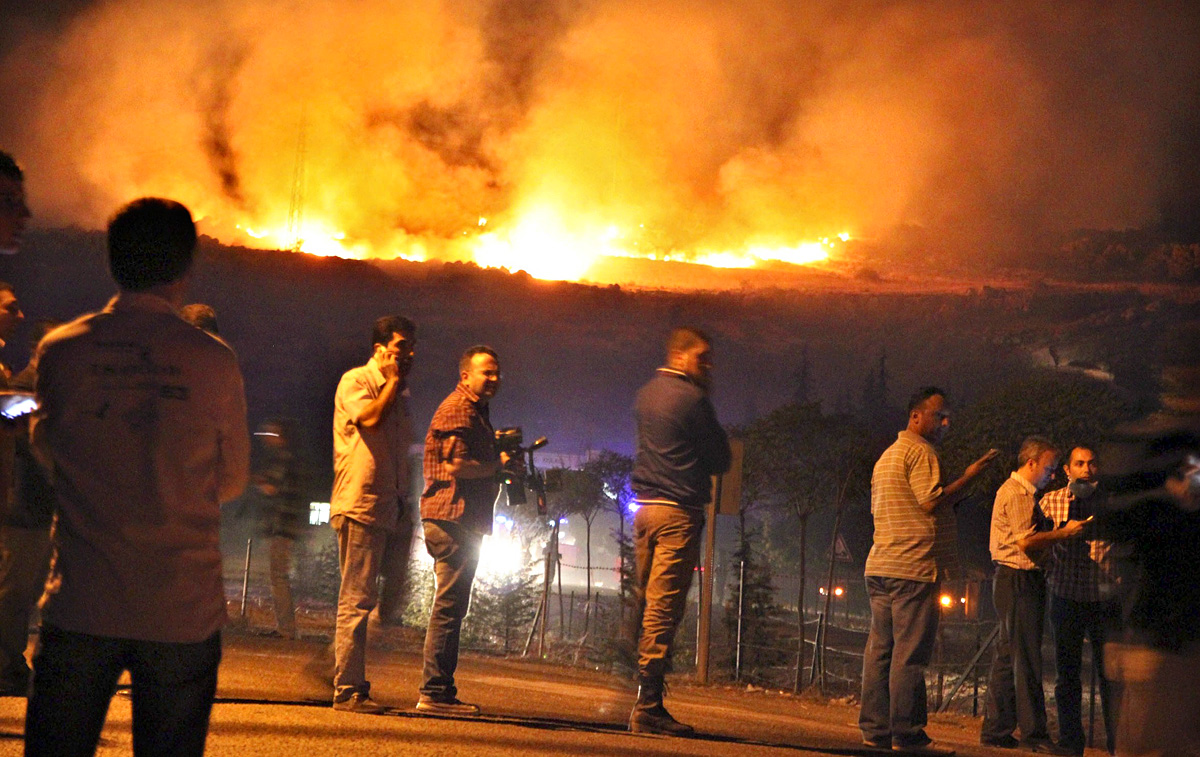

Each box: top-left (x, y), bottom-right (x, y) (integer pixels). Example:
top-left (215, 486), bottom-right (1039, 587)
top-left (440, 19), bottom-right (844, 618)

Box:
top-left (628, 327), bottom-right (731, 736)
top-left (25, 198), bottom-right (250, 756)
top-left (1096, 323), bottom-right (1200, 757)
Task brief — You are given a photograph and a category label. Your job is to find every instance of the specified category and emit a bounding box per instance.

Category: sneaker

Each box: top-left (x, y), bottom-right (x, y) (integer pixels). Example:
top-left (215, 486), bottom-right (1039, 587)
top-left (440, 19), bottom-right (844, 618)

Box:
top-left (415, 696), bottom-right (481, 716)
top-left (332, 692), bottom-right (386, 714)
top-left (982, 736), bottom-right (1021, 749)
top-left (863, 737), bottom-right (893, 750)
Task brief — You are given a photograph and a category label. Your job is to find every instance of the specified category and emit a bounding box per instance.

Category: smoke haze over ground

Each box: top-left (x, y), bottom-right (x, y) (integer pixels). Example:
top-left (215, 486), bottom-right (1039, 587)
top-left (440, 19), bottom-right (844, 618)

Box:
top-left (2, 0), bottom-right (1199, 270)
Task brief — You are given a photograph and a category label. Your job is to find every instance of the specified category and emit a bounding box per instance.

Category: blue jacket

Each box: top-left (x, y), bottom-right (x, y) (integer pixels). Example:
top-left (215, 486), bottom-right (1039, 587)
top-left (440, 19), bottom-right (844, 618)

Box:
top-left (632, 369), bottom-right (732, 509)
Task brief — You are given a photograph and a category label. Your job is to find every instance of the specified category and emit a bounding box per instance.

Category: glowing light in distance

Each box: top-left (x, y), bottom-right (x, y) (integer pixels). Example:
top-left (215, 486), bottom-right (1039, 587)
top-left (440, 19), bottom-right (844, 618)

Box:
top-left (939, 594), bottom-right (953, 608)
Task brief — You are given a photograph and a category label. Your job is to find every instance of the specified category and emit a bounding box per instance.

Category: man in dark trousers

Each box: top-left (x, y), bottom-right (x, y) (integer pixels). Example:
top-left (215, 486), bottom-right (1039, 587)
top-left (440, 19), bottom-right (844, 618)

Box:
top-left (1038, 446), bottom-right (1120, 755)
top-left (26, 197), bottom-right (250, 755)
top-left (628, 326), bottom-right (731, 736)
top-left (983, 436), bottom-right (1087, 754)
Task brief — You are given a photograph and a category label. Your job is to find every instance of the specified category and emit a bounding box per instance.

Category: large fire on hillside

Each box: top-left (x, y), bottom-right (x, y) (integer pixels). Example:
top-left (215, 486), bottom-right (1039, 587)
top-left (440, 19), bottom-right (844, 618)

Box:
top-left (225, 207), bottom-right (847, 282)
top-left (2, 1), bottom-right (1197, 288)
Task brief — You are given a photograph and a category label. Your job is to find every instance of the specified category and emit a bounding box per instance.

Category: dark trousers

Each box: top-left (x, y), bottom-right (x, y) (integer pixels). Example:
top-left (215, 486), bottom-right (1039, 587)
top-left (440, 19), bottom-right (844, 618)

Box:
top-left (631, 505), bottom-right (704, 681)
top-left (419, 519), bottom-right (481, 701)
top-left (25, 624), bottom-right (221, 757)
top-left (983, 565), bottom-right (1049, 743)
top-left (859, 576), bottom-right (940, 745)
top-left (1050, 594), bottom-right (1120, 753)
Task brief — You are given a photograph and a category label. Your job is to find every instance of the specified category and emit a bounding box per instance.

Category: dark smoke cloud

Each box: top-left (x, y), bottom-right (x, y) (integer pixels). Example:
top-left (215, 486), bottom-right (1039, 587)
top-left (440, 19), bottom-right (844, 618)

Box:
top-left (193, 41), bottom-right (250, 207)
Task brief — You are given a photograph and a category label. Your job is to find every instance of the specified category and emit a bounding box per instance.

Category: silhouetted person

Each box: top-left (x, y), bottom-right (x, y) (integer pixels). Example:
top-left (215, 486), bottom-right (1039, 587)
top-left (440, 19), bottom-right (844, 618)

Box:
top-left (0, 319), bottom-right (59, 697)
top-left (253, 418), bottom-right (306, 640)
top-left (330, 316), bottom-right (416, 714)
top-left (1097, 322), bottom-right (1200, 757)
top-left (0, 152), bottom-right (30, 255)
top-left (628, 327), bottom-right (731, 736)
top-left (26, 198), bottom-right (250, 756)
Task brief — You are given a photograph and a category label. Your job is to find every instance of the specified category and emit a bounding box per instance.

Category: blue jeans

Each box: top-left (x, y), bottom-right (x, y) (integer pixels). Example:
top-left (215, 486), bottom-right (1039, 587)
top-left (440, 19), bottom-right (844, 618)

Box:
top-left (419, 519), bottom-right (482, 701)
top-left (25, 624), bottom-right (221, 757)
top-left (859, 576), bottom-right (940, 745)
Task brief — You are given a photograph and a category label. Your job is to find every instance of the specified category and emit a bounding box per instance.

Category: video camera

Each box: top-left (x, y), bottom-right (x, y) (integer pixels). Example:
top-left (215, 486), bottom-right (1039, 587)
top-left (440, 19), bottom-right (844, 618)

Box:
top-left (494, 426), bottom-right (549, 512)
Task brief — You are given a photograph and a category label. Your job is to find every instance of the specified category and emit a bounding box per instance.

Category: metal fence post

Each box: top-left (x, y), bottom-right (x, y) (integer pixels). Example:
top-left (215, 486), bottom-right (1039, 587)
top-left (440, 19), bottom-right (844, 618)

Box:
top-left (239, 537), bottom-right (253, 619)
top-left (735, 558), bottom-right (745, 682)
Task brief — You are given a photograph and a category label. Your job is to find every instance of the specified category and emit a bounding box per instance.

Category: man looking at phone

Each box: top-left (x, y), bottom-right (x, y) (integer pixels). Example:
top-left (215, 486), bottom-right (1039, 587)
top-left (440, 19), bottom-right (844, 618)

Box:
top-left (1038, 446), bottom-right (1119, 755)
top-left (330, 316), bottom-right (417, 713)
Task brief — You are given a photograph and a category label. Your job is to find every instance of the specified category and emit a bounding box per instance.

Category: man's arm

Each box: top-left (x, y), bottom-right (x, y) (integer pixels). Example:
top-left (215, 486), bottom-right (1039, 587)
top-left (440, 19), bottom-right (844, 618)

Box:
top-left (694, 397), bottom-right (732, 475)
top-left (918, 449), bottom-right (999, 514)
top-left (439, 434), bottom-right (510, 479)
top-left (1018, 517), bottom-right (1087, 553)
top-left (353, 354), bottom-right (401, 429)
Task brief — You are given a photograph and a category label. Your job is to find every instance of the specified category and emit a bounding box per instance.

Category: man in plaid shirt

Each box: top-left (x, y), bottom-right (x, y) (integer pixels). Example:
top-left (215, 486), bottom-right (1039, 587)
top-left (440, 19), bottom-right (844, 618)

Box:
top-left (416, 345), bottom-right (515, 715)
top-left (1039, 446), bottom-right (1119, 755)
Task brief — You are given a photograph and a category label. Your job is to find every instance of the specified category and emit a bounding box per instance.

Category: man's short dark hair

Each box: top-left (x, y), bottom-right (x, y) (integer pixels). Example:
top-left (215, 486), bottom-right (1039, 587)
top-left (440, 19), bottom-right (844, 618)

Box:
top-left (907, 386), bottom-right (945, 414)
top-left (459, 344), bottom-right (498, 374)
top-left (665, 327), bottom-right (711, 357)
top-left (107, 198), bottom-right (197, 291)
top-left (180, 303), bottom-right (219, 335)
top-left (371, 315), bottom-right (415, 349)
top-left (1018, 435), bottom-right (1058, 467)
top-left (0, 152), bottom-right (22, 183)
top-left (1066, 445), bottom-right (1097, 462)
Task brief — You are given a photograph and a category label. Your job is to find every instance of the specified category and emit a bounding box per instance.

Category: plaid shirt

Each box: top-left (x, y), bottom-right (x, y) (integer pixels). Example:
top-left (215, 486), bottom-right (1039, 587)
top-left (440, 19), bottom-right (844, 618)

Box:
top-left (420, 383), bottom-right (499, 535)
top-left (1039, 485), bottom-right (1118, 601)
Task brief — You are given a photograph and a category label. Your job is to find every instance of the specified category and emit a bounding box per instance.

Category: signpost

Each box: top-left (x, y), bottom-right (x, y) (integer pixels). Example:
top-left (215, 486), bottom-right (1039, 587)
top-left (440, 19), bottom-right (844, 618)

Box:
top-left (696, 439), bottom-right (743, 683)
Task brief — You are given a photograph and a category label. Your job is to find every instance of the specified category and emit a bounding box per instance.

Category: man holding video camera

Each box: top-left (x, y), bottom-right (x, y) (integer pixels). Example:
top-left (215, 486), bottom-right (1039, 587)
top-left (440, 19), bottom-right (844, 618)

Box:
top-left (417, 344), bottom-right (516, 715)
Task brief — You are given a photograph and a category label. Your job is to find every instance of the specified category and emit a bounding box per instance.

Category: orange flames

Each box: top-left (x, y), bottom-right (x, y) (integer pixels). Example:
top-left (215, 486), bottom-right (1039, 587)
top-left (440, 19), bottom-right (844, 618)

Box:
top-left (225, 206), bottom-right (847, 284)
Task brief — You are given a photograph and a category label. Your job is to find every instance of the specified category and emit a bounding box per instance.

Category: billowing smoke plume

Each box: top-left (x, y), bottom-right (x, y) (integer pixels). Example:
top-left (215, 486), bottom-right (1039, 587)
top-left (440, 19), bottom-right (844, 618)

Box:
top-left (2, 0), bottom-right (1198, 269)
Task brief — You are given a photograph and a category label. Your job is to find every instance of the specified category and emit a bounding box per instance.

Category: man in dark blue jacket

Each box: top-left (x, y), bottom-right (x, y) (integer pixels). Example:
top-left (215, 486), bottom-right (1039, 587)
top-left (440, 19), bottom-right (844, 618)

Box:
top-left (629, 326), bottom-right (731, 736)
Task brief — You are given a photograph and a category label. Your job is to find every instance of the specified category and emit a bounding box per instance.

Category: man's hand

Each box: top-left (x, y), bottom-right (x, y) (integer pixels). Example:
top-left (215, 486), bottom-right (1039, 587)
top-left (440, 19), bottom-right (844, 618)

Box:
top-left (501, 451), bottom-right (526, 477)
top-left (1058, 518), bottom-right (1088, 538)
top-left (965, 448), bottom-right (1000, 479)
top-left (378, 351), bottom-right (401, 382)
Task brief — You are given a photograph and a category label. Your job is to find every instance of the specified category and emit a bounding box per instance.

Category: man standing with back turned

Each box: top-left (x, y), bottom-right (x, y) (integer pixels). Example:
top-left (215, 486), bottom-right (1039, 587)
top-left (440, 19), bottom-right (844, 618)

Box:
top-left (330, 316), bottom-right (417, 713)
top-left (26, 197), bottom-right (250, 755)
top-left (629, 327), bottom-right (731, 736)
top-left (860, 387), bottom-right (998, 756)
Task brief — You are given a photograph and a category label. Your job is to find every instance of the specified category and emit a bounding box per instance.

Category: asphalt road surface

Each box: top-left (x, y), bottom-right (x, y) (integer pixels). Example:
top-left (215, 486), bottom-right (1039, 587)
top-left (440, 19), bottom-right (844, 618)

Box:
top-left (0, 631), bottom-right (1049, 756)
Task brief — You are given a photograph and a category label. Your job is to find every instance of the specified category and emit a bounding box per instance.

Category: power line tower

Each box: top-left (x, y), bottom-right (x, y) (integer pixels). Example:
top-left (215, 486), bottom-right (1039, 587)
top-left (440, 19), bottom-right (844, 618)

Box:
top-left (286, 111), bottom-right (307, 253)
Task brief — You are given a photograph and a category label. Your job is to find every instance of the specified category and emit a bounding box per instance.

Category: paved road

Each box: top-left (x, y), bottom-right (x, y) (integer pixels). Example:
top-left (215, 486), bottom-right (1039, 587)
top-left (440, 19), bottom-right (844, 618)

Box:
top-left (0, 632), bottom-right (1052, 756)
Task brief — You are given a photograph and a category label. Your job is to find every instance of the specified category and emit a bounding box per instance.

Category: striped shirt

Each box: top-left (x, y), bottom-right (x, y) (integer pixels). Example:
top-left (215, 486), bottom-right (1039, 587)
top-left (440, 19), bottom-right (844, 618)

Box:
top-left (420, 383), bottom-right (500, 535)
top-left (1039, 485), bottom-right (1118, 601)
top-left (990, 473), bottom-right (1052, 571)
top-left (865, 430), bottom-right (956, 582)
